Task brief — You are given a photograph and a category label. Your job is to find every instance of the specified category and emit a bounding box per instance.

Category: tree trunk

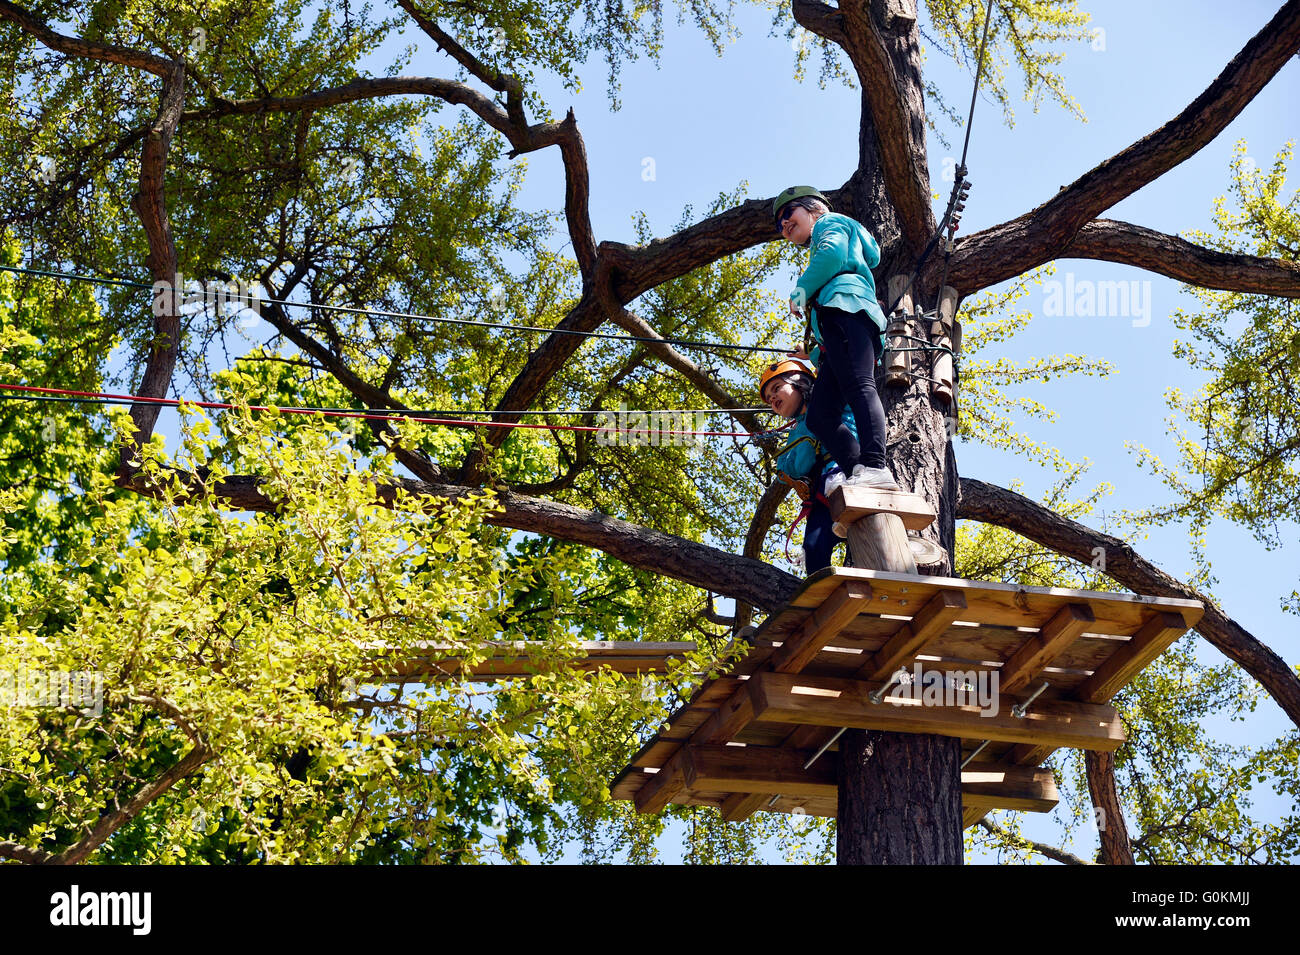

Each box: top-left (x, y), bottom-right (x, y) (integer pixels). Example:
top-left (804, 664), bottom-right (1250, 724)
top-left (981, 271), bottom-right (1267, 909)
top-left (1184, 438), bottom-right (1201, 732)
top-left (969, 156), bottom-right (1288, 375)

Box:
top-left (837, 729), bottom-right (964, 864)
top-left (833, 0), bottom-right (964, 864)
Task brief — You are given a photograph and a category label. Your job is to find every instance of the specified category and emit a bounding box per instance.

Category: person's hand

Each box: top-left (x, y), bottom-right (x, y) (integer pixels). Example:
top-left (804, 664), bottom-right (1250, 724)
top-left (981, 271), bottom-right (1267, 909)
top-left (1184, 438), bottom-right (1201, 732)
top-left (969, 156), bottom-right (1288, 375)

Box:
top-left (787, 348), bottom-right (810, 361)
top-left (788, 298), bottom-right (804, 317)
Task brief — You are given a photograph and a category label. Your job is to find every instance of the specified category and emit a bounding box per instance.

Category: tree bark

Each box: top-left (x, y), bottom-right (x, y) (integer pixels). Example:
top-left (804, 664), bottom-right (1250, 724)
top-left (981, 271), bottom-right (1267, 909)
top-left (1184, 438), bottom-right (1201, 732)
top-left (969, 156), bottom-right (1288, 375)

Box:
top-left (837, 729), bottom-right (964, 864)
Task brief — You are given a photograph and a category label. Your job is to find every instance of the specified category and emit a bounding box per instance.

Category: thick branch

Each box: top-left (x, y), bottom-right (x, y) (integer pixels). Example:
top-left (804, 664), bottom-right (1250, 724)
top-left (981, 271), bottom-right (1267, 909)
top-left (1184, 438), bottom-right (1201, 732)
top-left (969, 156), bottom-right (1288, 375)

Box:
top-left (0, 840), bottom-right (54, 864)
top-left (1084, 750), bottom-right (1135, 865)
top-left (125, 63), bottom-right (186, 450)
top-left (818, 0), bottom-right (933, 252)
top-left (958, 477), bottom-right (1300, 728)
top-left (50, 743), bottom-right (212, 865)
top-left (944, 0), bottom-right (1300, 294)
top-left (1062, 220), bottom-right (1300, 297)
top-left (0, 1), bottom-right (174, 75)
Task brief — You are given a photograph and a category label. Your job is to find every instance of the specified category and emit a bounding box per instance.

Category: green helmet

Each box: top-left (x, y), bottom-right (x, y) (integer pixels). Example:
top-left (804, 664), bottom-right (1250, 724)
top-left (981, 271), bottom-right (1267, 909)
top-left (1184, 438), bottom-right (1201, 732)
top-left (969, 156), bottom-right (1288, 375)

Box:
top-left (772, 185), bottom-right (828, 223)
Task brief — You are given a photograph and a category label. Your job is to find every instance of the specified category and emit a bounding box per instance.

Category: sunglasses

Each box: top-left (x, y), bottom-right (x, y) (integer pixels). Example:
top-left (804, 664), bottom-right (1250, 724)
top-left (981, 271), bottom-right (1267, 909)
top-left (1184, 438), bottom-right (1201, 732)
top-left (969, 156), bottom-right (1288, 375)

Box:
top-left (777, 203), bottom-right (800, 227)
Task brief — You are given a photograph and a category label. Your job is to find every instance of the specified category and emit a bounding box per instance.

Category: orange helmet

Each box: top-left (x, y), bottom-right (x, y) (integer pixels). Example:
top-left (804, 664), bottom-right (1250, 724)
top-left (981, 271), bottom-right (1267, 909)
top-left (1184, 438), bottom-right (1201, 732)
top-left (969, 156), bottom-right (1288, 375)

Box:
top-left (759, 357), bottom-right (814, 400)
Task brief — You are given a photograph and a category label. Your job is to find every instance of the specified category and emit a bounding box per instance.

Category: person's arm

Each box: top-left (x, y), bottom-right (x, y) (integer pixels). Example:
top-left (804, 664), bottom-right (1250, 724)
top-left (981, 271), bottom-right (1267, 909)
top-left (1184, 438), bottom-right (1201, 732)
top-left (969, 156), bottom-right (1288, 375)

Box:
top-left (792, 218), bottom-right (850, 307)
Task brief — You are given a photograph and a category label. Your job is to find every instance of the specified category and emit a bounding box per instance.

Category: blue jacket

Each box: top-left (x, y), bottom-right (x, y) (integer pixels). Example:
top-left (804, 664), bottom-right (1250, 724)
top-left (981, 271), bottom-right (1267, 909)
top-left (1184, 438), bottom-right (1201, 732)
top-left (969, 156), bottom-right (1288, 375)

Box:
top-left (791, 212), bottom-right (888, 367)
top-left (776, 406), bottom-right (857, 487)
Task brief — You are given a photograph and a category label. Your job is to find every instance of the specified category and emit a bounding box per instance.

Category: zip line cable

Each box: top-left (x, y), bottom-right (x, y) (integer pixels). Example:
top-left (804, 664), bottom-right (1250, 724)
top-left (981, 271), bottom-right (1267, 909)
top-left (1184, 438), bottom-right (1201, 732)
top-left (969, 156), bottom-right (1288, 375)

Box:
top-left (0, 382), bottom-right (794, 440)
top-left (0, 264), bottom-right (790, 356)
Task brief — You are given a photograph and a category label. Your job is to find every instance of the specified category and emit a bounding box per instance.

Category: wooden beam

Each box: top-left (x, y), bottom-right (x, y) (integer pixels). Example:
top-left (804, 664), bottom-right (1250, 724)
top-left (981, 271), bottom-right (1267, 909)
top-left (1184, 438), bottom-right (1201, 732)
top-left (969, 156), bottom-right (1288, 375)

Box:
top-left (684, 744), bottom-right (837, 794)
top-left (830, 485), bottom-right (936, 531)
top-left (677, 745), bottom-right (1059, 813)
top-left (771, 580), bottom-right (872, 674)
top-left (962, 807), bottom-right (991, 829)
top-left (632, 750), bottom-right (689, 814)
top-left (746, 672), bottom-right (1125, 751)
top-left (1075, 611), bottom-right (1189, 703)
top-left (999, 603), bottom-right (1095, 693)
top-left (857, 589), bottom-right (968, 681)
top-left (689, 687), bottom-right (755, 745)
top-left (719, 792), bottom-right (768, 822)
top-left (959, 765), bottom-right (1059, 812)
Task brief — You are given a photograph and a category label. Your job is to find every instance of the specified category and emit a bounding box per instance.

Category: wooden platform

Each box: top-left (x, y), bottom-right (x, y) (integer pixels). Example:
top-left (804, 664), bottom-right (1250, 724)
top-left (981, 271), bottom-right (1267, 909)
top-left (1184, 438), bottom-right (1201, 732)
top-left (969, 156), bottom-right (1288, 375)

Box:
top-left (611, 567), bottom-right (1203, 826)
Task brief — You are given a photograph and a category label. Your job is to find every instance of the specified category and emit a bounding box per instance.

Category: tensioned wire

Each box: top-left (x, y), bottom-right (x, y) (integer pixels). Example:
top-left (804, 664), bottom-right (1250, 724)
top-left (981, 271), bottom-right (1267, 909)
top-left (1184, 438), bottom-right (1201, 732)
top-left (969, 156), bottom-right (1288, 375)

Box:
top-left (0, 383), bottom-right (796, 439)
top-left (0, 263), bottom-right (792, 356)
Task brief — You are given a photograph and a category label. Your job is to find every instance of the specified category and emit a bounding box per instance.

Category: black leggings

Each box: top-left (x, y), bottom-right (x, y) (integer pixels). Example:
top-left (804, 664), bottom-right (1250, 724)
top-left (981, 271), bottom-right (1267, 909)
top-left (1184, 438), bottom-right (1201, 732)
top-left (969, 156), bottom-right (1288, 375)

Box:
top-left (805, 306), bottom-right (888, 472)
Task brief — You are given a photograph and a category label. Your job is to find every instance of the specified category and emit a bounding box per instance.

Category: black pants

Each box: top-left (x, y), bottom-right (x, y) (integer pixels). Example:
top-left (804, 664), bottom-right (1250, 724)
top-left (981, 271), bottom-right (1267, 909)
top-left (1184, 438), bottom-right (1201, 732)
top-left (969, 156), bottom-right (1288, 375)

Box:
top-left (804, 500), bottom-right (839, 572)
top-left (805, 306), bottom-right (888, 472)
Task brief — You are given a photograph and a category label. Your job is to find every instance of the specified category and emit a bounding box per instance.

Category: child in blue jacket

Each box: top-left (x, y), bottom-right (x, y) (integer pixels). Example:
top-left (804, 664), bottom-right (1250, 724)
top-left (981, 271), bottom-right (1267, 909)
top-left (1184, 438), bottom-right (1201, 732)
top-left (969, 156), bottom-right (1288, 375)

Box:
top-left (774, 185), bottom-right (899, 494)
top-left (760, 358), bottom-right (856, 573)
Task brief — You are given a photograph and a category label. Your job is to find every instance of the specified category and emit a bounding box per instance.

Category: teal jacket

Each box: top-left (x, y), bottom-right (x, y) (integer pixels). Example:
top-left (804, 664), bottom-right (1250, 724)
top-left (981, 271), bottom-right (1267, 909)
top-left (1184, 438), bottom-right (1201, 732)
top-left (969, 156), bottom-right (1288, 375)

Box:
top-left (776, 406), bottom-right (857, 486)
top-left (790, 212), bottom-right (887, 367)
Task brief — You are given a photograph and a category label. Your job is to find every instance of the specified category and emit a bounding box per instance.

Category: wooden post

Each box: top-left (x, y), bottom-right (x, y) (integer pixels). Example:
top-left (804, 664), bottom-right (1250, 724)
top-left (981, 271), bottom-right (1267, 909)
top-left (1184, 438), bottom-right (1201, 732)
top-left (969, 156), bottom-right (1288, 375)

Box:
top-left (884, 275), bottom-right (912, 388)
top-left (831, 485), bottom-right (934, 576)
top-left (931, 285), bottom-right (958, 406)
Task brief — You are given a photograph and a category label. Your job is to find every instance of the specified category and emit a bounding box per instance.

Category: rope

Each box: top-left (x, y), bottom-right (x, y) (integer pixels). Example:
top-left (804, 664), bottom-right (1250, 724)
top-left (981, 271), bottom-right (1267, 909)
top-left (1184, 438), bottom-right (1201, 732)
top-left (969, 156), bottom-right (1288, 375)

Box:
top-left (0, 382), bottom-right (794, 440)
top-left (0, 264), bottom-right (790, 356)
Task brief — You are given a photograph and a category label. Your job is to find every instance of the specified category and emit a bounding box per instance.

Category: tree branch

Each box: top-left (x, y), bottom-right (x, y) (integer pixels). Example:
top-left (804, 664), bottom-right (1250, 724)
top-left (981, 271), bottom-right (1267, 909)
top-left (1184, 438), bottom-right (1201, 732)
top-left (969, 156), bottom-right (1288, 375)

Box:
top-left (1062, 219), bottom-right (1300, 297)
top-left (958, 477), bottom-right (1300, 728)
top-left (977, 818), bottom-right (1094, 865)
top-left (821, 0), bottom-right (933, 253)
top-left (605, 303), bottom-right (765, 436)
top-left (943, 0), bottom-right (1300, 294)
top-left (0, 1), bottom-right (174, 75)
top-left (45, 742), bottom-right (211, 865)
top-left (1085, 749), bottom-right (1135, 864)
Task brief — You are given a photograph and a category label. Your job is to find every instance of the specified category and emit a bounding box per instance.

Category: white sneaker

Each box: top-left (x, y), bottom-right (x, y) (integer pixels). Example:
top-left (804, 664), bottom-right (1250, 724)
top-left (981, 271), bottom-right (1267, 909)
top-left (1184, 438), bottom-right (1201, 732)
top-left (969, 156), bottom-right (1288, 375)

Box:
top-left (847, 465), bottom-right (900, 491)
top-left (823, 468), bottom-right (846, 496)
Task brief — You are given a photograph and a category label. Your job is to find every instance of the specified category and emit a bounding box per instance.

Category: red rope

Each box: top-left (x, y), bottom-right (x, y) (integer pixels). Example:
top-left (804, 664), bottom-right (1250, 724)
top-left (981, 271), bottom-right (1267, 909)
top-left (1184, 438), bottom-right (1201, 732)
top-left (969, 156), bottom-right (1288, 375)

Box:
top-left (0, 382), bottom-right (791, 439)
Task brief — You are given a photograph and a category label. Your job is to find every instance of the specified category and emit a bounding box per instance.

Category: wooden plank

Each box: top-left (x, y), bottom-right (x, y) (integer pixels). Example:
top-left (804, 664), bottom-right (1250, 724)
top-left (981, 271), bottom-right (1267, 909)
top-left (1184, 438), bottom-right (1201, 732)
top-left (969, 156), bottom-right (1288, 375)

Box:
top-left (1004, 742), bottom-right (1057, 767)
top-left (963, 807), bottom-right (990, 829)
top-left (1076, 611), bottom-right (1190, 703)
top-left (857, 589), bottom-right (968, 681)
top-left (830, 485), bottom-right (936, 532)
top-left (719, 792), bottom-right (768, 822)
top-left (771, 580), bottom-right (873, 673)
top-left (746, 672), bottom-right (1125, 751)
top-left (633, 749), bottom-right (689, 814)
top-left (684, 744), bottom-right (836, 794)
top-left (787, 568), bottom-right (1204, 635)
top-left (377, 640), bottom-right (697, 681)
top-left (958, 765), bottom-right (1059, 812)
top-left (681, 745), bottom-right (1058, 813)
top-left (999, 603), bottom-right (1095, 693)
top-left (689, 688), bottom-right (756, 745)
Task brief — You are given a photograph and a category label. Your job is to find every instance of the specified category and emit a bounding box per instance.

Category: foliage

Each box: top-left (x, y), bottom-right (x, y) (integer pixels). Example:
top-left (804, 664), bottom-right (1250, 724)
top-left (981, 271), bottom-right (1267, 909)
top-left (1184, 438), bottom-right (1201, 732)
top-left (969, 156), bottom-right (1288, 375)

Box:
top-left (1130, 141), bottom-right (1300, 612)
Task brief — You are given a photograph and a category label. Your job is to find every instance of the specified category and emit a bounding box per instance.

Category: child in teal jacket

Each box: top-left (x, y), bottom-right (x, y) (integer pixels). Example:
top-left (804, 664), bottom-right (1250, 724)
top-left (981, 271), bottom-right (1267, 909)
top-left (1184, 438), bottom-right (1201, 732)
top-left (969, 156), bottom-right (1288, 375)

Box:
top-left (774, 185), bottom-right (899, 493)
top-left (761, 358), bottom-right (856, 573)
